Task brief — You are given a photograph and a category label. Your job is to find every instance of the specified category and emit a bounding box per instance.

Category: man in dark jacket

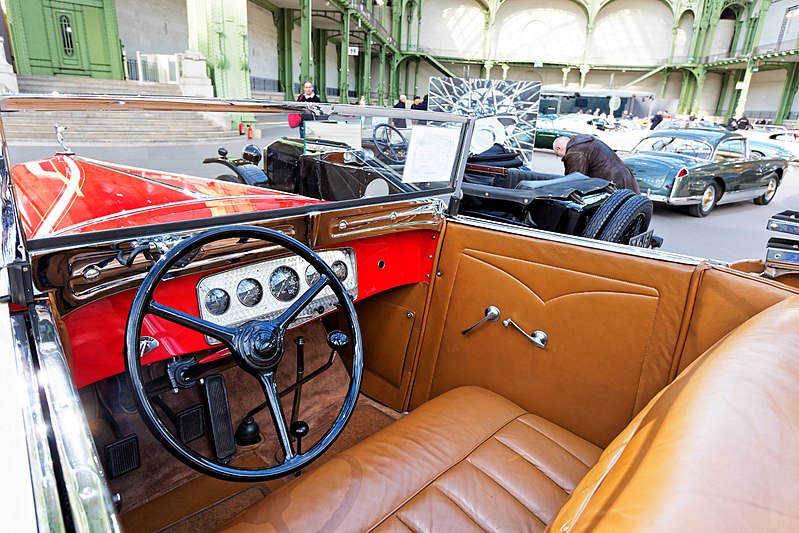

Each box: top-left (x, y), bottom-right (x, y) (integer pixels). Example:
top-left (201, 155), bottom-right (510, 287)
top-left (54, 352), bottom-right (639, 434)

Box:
top-left (553, 135), bottom-right (640, 193)
top-left (297, 81), bottom-right (321, 103)
top-left (649, 111), bottom-right (663, 130)
top-left (392, 95), bottom-right (408, 128)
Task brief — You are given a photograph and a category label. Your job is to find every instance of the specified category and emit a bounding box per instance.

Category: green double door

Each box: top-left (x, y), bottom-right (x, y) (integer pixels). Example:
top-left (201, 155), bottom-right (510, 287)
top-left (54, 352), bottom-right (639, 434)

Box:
top-left (6, 0), bottom-right (123, 79)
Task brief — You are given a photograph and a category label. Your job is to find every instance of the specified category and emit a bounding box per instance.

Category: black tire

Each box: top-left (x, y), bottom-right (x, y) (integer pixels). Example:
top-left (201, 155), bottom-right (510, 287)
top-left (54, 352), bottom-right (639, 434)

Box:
top-left (217, 173), bottom-right (245, 184)
top-left (754, 173), bottom-right (779, 205)
top-left (581, 189), bottom-right (636, 239)
top-left (597, 195), bottom-right (654, 244)
top-left (687, 182), bottom-right (719, 217)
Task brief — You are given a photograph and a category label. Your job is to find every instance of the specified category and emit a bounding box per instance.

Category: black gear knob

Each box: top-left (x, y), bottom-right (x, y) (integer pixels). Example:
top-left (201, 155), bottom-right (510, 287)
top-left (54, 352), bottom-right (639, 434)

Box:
top-left (217, 146), bottom-right (228, 159)
top-left (327, 330), bottom-right (349, 350)
top-left (289, 420), bottom-right (309, 441)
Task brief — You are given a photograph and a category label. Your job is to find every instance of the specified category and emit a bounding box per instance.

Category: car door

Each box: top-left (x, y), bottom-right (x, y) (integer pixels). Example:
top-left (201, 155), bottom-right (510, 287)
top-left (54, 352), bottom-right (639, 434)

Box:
top-left (713, 138), bottom-right (751, 192)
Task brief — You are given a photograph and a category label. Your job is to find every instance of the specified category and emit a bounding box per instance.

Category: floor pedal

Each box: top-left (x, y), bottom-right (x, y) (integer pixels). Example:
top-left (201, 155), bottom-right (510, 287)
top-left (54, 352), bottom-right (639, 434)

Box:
top-left (104, 435), bottom-right (141, 479)
top-left (203, 375), bottom-right (236, 463)
top-left (176, 404), bottom-right (206, 443)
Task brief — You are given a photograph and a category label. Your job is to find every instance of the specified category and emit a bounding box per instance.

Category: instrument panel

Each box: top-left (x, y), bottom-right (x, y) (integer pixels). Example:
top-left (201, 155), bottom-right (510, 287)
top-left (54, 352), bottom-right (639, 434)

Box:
top-left (196, 248), bottom-right (357, 343)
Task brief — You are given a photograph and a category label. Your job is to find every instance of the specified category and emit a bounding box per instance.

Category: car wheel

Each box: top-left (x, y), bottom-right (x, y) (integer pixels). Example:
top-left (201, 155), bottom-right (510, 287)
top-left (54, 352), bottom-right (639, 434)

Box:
top-left (581, 189), bottom-right (636, 239)
top-left (754, 173), bottom-right (779, 205)
top-left (687, 182), bottom-right (719, 217)
top-left (597, 195), bottom-right (654, 244)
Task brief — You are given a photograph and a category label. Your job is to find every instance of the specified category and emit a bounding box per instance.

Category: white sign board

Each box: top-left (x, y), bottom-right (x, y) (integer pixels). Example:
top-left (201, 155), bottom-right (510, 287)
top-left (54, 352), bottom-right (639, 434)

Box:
top-left (348, 46), bottom-right (359, 56)
top-left (609, 95), bottom-right (621, 112)
top-left (402, 125), bottom-right (461, 184)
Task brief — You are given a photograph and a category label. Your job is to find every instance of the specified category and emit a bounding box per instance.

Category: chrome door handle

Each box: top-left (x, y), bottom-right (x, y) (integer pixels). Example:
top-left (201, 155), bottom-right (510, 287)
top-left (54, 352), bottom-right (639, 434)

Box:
top-left (461, 306), bottom-right (501, 335)
top-left (502, 318), bottom-right (548, 349)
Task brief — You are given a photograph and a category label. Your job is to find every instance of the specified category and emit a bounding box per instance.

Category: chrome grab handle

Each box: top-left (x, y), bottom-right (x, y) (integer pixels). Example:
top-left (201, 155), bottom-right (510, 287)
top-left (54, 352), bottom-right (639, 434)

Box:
top-left (502, 318), bottom-right (548, 349)
top-left (461, 306), bottom-right (501, 335)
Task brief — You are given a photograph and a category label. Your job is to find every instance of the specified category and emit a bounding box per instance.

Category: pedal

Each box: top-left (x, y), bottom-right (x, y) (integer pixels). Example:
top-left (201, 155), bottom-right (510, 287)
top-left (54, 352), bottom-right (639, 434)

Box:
top-left (176, 404), bottom-right (205, 443)
top-left (203, 374), bottom-right (236, 463)
top-left (104, 435), bottom-right (141, 479)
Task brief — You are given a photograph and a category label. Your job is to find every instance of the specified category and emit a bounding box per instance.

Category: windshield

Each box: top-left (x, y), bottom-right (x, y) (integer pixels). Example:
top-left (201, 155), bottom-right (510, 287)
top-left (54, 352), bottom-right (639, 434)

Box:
top-left (1, 98), bottom-right (471, 241)
top-left (633, 136), bottom-right (713, 160)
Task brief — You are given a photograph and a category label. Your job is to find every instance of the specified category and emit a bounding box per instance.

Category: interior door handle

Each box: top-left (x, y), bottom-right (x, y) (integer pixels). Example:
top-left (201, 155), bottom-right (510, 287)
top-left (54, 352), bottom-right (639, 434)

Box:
top-left (502, 318), bottom-right (548, 349)
top-left (462, 306), bottom-right (500, 335)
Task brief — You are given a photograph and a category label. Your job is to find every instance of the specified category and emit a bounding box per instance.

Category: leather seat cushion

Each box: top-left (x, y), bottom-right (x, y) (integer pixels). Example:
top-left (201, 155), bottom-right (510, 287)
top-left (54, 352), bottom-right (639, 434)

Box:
top-left (220, 386), bottom-right (602, 532)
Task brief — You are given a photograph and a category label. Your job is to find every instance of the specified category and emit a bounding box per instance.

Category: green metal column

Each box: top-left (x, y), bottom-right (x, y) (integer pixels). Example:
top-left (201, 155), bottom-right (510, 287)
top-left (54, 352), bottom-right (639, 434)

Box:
top-left (660, 69), bottom-right (670, 98)
top-left (339, 10), bottom-right (351, 103)
top-left (677, 70), bottom-right (695, 114)
top-left (730, 18), bottom-right (745, 55)
top-left (413, 58), bottom-right (421, 96)
top-left (690, 67), bottom-right (706, 115)
top-left (378, 45), bottom-right (386, 105)
top-left (727, 70), bottom-right (744, 119)
top-left (276, 9), bottom-right (294, 100)
top-left (775, 64), bottom-right (799, 124)
top-left (188, 0), bottom-right (251, 100)
top-left (715, 72), bottom-right (732, 116)
top-left (734, 0), bottom-right (772, 117)
top-left (362, 32), bottom-right (373, 102)
top-left (314, 29), bottom-right (328, 102)
top-left (404, 59), bottom-right (411, 95)
top-left (300, 0), bottom-right (312, 86)
top-left (390, 55), bottom-right (401, 102)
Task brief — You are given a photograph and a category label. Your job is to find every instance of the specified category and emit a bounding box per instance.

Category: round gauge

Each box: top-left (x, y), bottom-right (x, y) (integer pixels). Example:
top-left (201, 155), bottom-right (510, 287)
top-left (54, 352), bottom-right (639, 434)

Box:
top-left (269, 266), bottom-right (300, 302)
top-left (331, 260), bottom-right (349, 281)
top-left (204, 288), bottom-right (230, 316)
top-left (237, 278), bottom-right (263, 307)
top-left (305, 265), bottom-right (321, 286)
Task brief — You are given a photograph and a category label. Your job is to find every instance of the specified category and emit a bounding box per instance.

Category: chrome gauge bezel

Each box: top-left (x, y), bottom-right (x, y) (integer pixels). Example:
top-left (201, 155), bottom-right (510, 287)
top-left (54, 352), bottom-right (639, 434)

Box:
top-left (196, 248), bottom-right (357, 344)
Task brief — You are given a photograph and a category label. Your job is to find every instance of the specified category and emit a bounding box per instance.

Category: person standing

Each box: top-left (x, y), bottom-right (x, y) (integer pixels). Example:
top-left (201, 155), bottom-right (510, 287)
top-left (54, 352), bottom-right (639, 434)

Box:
top-left (553, 135), bottom-right (640, 193)
top-left (392, 95), bottom-right (408, 128)
top-left (297, 81), bottom-right (321, 103)
top-left (649, 111), bottom-right (663, 130)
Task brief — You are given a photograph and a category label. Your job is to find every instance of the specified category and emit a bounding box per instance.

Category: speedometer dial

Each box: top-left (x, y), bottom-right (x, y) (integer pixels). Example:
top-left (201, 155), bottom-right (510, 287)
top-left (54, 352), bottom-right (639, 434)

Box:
top-left (237, 278), bottom-right (263, 307)
top-left (269, 266), bottom-right (300, 302)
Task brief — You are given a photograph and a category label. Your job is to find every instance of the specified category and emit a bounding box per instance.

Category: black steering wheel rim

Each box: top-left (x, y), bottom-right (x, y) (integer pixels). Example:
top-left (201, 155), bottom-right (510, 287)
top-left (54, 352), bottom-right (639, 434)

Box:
top-left (372, 123), bottom-right (408, 164)
top-left (124, 225), bottom-right (363, 481)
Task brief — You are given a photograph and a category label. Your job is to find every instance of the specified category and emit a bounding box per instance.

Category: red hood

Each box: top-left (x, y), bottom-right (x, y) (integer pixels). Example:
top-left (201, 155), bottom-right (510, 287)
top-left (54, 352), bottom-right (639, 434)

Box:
top-left (11, 155), bottom-right (322, 238)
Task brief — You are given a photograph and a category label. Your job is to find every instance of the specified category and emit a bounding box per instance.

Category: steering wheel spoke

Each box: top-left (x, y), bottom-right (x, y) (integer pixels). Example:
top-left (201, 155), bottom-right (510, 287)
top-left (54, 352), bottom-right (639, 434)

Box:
top-left (372, 123), bottom-right (409, 164)
top-left (275, 275), bottom-right (329, 330)
top-left (256, 371), bottom-right (296, 460)
top-left (149, 301), bottom-right (236, 347)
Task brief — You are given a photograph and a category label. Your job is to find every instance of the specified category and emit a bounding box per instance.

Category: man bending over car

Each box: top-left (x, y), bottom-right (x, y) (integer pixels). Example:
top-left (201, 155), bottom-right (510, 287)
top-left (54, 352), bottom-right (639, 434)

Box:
top-left (553, 135), bottom-right (640, 193)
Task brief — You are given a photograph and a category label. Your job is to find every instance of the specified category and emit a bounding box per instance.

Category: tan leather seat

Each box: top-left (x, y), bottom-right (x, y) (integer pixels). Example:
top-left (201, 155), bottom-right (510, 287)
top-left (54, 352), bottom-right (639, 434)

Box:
top-left (222, 296), bottom-right (799, 532)
top-left (220, 386), bottom-right (602, 532)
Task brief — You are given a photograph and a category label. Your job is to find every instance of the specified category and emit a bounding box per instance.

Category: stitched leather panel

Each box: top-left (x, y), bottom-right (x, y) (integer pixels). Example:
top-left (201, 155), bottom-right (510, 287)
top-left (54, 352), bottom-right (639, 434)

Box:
top-left (219, 387), bottom-right (600, 532)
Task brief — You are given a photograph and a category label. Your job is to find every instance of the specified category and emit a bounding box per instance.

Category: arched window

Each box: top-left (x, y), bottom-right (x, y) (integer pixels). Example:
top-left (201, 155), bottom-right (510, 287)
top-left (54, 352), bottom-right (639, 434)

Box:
top-left (59, 15), bottom-right (75, 57)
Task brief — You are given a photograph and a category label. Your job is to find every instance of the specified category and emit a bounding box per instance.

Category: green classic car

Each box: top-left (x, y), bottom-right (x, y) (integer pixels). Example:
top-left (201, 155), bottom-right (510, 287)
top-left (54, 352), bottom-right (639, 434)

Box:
top-left (534, 117), bottom-right (579, 149)
top-left (622, 129), bottom-right (788, 217)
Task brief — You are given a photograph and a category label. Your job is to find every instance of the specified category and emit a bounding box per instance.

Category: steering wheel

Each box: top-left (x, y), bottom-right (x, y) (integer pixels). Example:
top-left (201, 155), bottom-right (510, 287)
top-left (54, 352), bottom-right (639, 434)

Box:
top-left (372, 123), bottom-right (409, 164)
top-left (124, 225), bottom-right (363, 481)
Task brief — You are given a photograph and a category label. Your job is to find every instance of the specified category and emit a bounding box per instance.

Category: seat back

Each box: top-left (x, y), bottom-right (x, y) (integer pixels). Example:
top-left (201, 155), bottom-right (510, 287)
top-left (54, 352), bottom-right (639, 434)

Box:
top-left (549, 296), bottom-right (799, 532)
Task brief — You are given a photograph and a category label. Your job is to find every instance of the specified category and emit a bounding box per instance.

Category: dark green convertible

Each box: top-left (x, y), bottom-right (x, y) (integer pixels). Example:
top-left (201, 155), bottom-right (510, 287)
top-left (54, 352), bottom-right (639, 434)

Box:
top-left (622, 129), bottom-right (788, 217)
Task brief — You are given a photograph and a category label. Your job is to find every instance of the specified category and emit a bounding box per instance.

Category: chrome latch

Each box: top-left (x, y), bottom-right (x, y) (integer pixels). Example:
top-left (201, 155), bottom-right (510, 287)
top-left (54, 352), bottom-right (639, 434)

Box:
top-left (502, 318), bottom-right (548, 349)
top-left (139, 336), bottom-right (160, 357)
top-left (462, 306), bottom-right (500, 335)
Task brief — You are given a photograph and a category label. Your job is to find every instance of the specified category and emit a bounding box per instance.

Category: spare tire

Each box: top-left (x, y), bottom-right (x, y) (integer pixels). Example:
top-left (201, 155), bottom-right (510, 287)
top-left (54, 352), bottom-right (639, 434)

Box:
top-left (581, 189), bottom-right (636, 239)
top-left (597, 195), bottom-right (653, 244)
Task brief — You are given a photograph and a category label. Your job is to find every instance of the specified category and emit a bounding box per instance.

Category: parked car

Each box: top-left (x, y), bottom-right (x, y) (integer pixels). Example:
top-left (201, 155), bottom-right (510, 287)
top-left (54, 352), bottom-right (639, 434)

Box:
top-left (534, 117), bottom-right (580, 149)
top-left (3, 96), bottom-right (799, 532)
top-left (623, 128), bottom-right (787, 217)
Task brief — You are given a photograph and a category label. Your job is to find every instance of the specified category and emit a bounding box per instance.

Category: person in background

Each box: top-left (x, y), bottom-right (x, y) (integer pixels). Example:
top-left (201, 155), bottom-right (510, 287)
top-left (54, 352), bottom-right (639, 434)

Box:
top-left (420, 94), bottom-right (428, 111)
top-left (727, 116), bottom-right (739, 131)
top-left (392, 94), bottom-right (408, 128)
top-left (297, 81), bottom-right (320, 103)
top-left (410, 96), bottom-right (423, 110)
top-left (553, 135), bottom-right (640, 193)
top-left (358, 95), bottom-right (367, 106)
top-left (737, 115), bottom-right (751, 130)
top-left (650, 111), bottom-right (663, 130)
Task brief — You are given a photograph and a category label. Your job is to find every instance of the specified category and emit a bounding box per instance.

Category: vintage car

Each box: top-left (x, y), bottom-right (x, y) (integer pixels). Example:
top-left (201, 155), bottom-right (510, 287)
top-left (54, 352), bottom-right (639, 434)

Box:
top-left (3, 96), bottom-right (799, 532)
top-left (623, 128), bottom-right (788, 217)
top-left (534, 117), bottom-right (580, 149)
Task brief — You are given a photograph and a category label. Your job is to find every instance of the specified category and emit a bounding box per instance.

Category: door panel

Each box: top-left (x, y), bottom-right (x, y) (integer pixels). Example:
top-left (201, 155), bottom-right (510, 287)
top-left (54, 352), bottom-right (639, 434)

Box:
top-left (411, 221), bottom-right (697, 447)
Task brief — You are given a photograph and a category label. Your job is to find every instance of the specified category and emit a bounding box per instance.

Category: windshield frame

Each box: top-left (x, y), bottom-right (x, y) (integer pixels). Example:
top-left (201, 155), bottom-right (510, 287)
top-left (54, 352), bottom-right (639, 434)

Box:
top-left (0, 95), bottom-right (475, 249)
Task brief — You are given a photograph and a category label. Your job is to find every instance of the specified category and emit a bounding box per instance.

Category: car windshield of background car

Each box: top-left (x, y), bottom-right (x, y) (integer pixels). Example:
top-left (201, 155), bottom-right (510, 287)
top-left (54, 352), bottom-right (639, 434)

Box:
top-left (633, 136), bottom-right (713, 159)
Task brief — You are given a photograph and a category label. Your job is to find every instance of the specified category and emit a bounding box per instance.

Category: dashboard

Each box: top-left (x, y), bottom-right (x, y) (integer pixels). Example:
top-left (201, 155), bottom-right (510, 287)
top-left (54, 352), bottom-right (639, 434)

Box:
top-left (197, 249), bottom-right (358, 342)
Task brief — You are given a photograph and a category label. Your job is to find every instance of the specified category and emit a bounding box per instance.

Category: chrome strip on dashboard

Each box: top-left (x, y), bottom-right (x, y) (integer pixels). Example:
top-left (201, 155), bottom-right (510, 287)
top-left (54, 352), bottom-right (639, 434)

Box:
top-left (31, 303), bottom-right (122, 532)
top-left (450, 214), bottom-right (709, 265)
top-left (30, 198), bottom-right (445, 313)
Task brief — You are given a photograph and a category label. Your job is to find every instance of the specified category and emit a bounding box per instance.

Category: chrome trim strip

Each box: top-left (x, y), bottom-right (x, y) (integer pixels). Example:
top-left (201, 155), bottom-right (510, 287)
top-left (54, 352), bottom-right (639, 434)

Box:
top-left (10, 313), bottom-right (66, 532)
top-left (449, 214), bottom-right (707, 265)
top-left (716, 187), bottom-right (767, 205)
top-left (664, 194), bottom-right (703, 206)
top-left (31, 303), bottom-right (121, 532)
